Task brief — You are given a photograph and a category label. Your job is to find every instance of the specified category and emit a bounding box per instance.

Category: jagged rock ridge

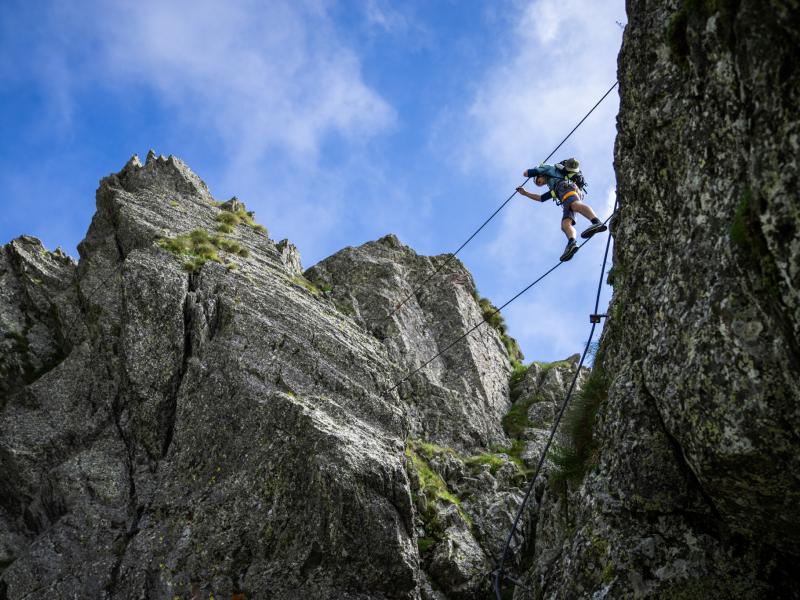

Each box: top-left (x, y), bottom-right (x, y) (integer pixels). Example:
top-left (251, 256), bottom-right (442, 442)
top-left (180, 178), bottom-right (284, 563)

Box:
top-left (0, 152), bottom-right (576, 599)
top-left (3, 1), bottom-right (798, 596)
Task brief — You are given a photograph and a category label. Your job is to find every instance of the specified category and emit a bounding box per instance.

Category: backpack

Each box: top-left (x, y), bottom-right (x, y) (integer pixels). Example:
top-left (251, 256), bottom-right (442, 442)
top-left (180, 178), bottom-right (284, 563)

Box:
top-left (555, 157), bottom-right (588, 192)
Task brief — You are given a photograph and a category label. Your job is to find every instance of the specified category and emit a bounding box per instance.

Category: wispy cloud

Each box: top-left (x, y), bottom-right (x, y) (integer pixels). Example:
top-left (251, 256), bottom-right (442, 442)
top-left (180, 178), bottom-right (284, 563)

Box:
top-left (4, 0), bottom-right (400, 262)
top-left (458, 0), bottom-right (623, 177)
top-left (7, 0), bottom-right (394, 167)
top-left (85, 0), bottom-right (396, 164)
top-left (1, 0), bottom-right (624, 360)
top-left (364, 0), bottom-right (410, 33)
top-left (441, 0), bottom-right (625, 359)
top-left (505, 296), bottom-right (589, 359)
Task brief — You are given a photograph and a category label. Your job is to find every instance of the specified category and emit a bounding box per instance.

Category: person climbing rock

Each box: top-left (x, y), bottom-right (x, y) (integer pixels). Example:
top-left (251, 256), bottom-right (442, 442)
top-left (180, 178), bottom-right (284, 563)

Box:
top-left (516, 158), bottom-right (607, 261)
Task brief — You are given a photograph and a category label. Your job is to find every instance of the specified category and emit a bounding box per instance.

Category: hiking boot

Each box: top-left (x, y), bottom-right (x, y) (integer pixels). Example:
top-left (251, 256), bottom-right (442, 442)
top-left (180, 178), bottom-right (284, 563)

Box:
top-left (580, 222), bottom-right (608, 239)
top-left (560, 239), bottom-right (578, 262)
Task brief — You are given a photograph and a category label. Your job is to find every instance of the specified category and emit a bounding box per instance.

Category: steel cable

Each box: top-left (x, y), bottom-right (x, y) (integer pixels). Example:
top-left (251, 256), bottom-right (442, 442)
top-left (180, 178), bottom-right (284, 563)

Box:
top-left (382, 209), bottom-right (616, 398)
top-left (493, 198), bottom-right (618, 599)
top-left (382, 80), bottom-right (619, 323)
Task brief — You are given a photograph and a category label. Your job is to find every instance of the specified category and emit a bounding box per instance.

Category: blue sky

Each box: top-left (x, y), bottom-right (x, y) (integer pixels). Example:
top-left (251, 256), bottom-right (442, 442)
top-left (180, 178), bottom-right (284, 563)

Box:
top-left (0, 0), bottom-right (626, 363)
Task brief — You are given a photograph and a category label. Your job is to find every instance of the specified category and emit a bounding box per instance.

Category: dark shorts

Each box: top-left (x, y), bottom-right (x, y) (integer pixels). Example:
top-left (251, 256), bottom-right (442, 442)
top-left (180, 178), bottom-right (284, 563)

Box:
top-left (562, 203), bottom-right (576, 225)
top-left (556, 180), bottom-right (580, 225)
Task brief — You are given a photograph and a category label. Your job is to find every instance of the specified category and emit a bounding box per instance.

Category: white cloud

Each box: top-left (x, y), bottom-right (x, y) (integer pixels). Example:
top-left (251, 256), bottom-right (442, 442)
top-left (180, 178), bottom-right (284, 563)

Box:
top-left (109, 1), bottom-right (393, 163)
top-left (450, 0), bottom-right (623, 179)
top-left (42, 0), bottom-right (395, 165)
top-left (5, 0), bottom-right (623, 353)
top-left (364, 0), bottom-right (410, 33)
top-left (11, 0), bottom-right (400, 264)
top-left (442, 0), bottom-right (625, 361)
top-left (504, 296), bottom-right (587, 359)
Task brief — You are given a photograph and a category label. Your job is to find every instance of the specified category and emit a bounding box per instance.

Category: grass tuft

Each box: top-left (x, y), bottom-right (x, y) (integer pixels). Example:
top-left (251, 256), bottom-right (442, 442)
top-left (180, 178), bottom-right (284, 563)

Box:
top-left (502, 394), bottom-right (546, 438)
top-left (216, 211), bottom-right (241, 227)
top-left (412, 453), bottom-right (462, 508)
top-left (473, 291), bottom-right (524, 366)
top-left (291, 276), bottom-right (321, 297)
top-left (158, 228), bottom-right (249, 272)
top-left (464, 453), bottom-right (506, 474)
top-left (509, 362), bottom-right (528, 401)
top-left (533, 359), bottom-right (572, 373)
top-left (215, 201), bottom-right (268, 235)
top-left (465, 443), bottom-right (530, 479)
top-left (550, 364), bottom-right (609, 486)
top-left (406, 440), bottom-right (469, 545)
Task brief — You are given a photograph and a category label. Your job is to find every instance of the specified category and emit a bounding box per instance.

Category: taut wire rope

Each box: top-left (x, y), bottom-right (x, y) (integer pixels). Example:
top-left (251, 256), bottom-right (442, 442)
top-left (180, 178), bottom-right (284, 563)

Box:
top-left (382, 208), bottom-right (616, 398)
top-left (382, 80), bottom-right (619, 324)
top-left (492, 197), bottom-right (618, 599)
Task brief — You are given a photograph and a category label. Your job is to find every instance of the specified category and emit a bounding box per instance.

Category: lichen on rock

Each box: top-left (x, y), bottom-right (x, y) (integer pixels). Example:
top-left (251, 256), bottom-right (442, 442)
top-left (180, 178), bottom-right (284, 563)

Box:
top-left (2, 1), bottom-right (799, 594)
top-left (0, 153), bottom-right (554, 599)
top-left (513, 1), bottom-right (800, 597)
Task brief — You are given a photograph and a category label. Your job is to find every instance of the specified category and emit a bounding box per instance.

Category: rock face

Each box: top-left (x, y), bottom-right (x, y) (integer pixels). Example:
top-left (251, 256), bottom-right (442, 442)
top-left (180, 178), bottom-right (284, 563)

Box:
top-left (516, 1), bottom-right (800, 598)
top-left (0, 236), bottom-right (78, 403)
top-left (3, 2), bottom-right (799, 596)
top-left (306, 235), bottom-right (512, 453)
top-left (0, 153), bottom-right (548, 599)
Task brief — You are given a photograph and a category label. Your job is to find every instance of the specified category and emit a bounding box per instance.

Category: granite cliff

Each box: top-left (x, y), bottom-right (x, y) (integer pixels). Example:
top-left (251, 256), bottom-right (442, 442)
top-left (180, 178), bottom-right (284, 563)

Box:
top-left (0, 152), bottom-right (587, 599)
top-left (2, 1), bottom-right (799, 598)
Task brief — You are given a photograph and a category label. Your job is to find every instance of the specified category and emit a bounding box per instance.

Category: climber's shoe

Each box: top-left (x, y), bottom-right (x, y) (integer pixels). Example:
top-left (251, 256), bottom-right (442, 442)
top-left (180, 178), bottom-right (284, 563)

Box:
top-left (580, 222), bottom-right (608, 239)
top-left (560, 239), bottom-right (578, 262)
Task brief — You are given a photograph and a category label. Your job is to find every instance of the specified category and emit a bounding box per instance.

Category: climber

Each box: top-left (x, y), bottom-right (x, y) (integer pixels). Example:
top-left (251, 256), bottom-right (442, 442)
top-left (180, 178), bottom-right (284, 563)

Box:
top-left (516, 159), bottom-right (607, 261)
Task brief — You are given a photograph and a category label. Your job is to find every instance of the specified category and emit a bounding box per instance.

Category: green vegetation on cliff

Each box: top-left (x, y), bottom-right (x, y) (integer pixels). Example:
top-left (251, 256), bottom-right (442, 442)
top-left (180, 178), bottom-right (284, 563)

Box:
top-left (405, 441), bottom-right (467, 553)
top-left (502, 393), bottom-right (545, 438)
top-left (158, 228), bottom-right (249, 272)
top-left (215, 206), bottom-right (267, 234)
top-left (472, 290), bottom-right (524, 368)
top-left (551, 363), bottom-right (609, 486)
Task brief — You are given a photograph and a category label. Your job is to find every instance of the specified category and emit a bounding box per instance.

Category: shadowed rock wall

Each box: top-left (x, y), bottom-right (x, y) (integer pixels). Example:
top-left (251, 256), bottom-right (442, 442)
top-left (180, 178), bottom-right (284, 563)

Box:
top-left (518, 1), bottom-right (800, 598)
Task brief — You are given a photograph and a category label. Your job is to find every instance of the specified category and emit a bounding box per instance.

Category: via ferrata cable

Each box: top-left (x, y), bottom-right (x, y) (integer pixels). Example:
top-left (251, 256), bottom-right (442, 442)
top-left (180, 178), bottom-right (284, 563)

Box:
top-left (492, 198), bottom-right (618, 599)
top-left (382, 209), bottom-right (616, 398)
top-left (382, 80), bottom-right (619, 324)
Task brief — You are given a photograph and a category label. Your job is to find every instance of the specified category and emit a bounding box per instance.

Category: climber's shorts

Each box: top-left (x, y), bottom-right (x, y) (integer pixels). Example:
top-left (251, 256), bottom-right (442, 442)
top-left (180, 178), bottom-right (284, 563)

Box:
top-left (555, 181), bottom-right (581, 225)
top-left (556, 181), bottom-right (580, 225)
top-left (561, 203), bottom-right (576, 225)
